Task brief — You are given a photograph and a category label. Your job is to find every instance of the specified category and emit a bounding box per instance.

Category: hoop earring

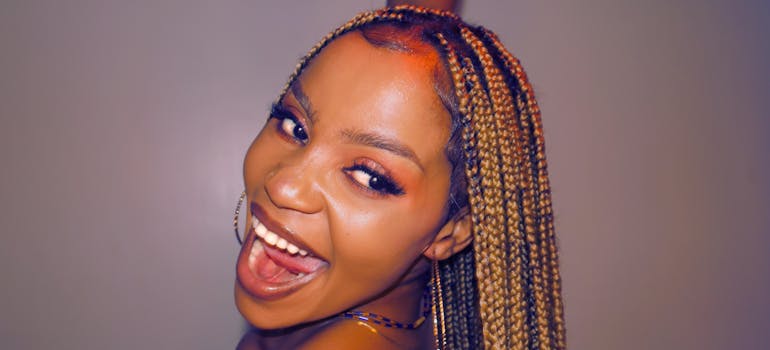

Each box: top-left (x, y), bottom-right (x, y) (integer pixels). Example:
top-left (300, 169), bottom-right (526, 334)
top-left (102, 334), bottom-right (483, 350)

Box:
top-left (432, 259), bottom-right (447, 350)
top-left (233, 191), bottom-right (246, 245)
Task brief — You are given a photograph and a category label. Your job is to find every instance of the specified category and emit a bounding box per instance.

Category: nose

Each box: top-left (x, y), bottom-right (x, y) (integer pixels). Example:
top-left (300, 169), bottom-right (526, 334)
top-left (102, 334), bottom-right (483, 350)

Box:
top-left (264, 151), bottom-right (324, 214)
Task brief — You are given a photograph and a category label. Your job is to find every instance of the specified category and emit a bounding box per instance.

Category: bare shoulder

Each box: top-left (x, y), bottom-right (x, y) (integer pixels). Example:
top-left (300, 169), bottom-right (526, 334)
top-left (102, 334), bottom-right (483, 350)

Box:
top-left (297, 320), bottom-right (412, 350)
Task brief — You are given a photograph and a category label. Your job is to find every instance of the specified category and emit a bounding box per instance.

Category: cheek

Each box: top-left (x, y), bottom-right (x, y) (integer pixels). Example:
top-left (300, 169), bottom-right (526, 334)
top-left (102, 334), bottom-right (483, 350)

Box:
top-left (243, 129), bottom-right (282, 183)
top-left (327, 200), bottom-right (442, 281)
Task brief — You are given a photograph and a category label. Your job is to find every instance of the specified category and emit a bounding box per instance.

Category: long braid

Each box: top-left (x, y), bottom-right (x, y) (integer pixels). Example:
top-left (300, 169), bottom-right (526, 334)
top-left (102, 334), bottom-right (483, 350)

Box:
top-left (461, 25), bottom-right (548, 350)
top-left (508, 48), bottom-right (550, 350)
top-left (273, 6), bottom-right (565, 349)
top-left (457, 52), bottom-right (509, 349)
top-left (434, 32), bottom-right (484, 350)
top-left (459, 26), bottom-right (531, 349)
top-left (478, 27), bottom-right (566, 349)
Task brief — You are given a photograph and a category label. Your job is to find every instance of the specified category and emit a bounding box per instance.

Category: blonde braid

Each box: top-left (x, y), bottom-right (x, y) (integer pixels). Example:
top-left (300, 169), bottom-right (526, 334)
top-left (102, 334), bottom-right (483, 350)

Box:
top-left (454, 51), bottom-right (512, 349)
top-left (479, 27), bottom-right (566, 349)
top-left (434, 32), bottom-right (478, 349)
top-left (495, 28), bottom-right (559, 350)
top-left (459, 26), bottom-right (532, 350)
top-left (505, 59), bottom-right (552, 350)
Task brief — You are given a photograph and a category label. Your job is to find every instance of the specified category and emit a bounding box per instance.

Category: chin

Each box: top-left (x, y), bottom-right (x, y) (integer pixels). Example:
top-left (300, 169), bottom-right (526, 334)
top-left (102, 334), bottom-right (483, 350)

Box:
top-left (234, 281), bottom-right (316, 330)
top-left (235, 282), bottom-right (285, 329)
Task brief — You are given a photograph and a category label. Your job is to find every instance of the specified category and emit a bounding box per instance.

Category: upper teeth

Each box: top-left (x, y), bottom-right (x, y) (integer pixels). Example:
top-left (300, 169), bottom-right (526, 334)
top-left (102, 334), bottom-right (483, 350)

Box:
top-left (252, 217), bottom-right (308, 256)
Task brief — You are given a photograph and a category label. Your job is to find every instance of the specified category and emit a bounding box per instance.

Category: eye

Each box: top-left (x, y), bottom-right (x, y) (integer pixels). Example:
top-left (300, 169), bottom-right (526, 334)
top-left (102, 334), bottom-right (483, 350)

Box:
top-left (344, 163), bottom-right (404, 196)
top-left (280, 117), bottom-right (308, 142)
top-left (270, 103), bottom-right (308, 144)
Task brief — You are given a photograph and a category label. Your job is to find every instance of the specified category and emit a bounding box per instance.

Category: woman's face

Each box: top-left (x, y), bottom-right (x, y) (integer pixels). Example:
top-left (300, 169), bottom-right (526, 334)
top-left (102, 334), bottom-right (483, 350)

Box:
top-left (235, 31), bottom-right (455, 328)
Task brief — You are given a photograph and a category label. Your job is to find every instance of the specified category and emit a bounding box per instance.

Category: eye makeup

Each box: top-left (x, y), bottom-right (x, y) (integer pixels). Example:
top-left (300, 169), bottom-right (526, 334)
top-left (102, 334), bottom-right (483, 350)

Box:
top-left (269, 103), bottom-right (308, 144)
top-left (343, 159), bottom-right (405, 197)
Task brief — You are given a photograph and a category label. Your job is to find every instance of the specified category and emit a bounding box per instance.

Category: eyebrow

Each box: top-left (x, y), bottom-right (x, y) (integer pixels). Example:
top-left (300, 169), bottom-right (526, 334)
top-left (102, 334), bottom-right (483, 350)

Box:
top-left (290, 81), bottom-right (316, 123)
top-left (341, 129), bottom-right (424, 171)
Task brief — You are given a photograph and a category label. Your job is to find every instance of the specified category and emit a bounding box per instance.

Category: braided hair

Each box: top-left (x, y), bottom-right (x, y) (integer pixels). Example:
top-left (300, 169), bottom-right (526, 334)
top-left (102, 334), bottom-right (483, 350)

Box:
top-left (275, 6), bottom-right (565, 350)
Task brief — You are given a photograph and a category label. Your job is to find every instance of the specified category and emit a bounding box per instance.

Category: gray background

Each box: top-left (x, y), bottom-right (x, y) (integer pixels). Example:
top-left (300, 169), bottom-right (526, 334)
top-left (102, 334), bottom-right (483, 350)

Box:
top-left (1, 0), bottom-right (768, 349)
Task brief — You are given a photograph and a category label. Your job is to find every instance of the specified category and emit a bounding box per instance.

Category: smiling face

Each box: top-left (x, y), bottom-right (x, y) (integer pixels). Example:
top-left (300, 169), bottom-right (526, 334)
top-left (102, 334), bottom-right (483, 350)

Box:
top-left (235, 30), bottom-right (461, 328)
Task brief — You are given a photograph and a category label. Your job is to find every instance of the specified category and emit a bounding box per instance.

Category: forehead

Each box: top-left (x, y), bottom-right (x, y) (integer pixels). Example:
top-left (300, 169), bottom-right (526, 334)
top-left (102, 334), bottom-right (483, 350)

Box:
top-left (294, 31), bottom-right (451, 166)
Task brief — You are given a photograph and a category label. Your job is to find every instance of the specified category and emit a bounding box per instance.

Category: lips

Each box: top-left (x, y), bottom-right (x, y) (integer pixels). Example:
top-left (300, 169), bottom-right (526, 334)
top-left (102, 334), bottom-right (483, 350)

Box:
top-left (236, 203), bottom-right (328, 300)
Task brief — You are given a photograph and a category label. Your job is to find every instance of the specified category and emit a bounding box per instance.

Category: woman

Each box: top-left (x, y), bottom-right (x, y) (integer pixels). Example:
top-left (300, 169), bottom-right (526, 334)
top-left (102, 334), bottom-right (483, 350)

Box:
top-left (233, 5), bottom-right (565, 349)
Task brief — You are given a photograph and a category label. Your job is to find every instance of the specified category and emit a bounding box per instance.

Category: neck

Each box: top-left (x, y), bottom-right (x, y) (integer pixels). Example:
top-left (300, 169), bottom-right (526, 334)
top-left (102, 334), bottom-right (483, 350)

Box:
top-left (355, 259), bottom-right (431, 325)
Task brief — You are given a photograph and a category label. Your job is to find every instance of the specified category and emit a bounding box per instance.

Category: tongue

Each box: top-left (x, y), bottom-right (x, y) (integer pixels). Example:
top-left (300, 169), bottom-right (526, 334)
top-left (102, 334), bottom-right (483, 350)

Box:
top-left (257, 244), bottom-right (327, 282)
top-left (256, 253), bottom-right (296, 282)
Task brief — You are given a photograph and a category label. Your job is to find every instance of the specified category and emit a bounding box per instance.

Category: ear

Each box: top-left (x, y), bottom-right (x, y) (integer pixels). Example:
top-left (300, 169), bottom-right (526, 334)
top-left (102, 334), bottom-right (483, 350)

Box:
top-left (423, 207), bottom-right (472, 261)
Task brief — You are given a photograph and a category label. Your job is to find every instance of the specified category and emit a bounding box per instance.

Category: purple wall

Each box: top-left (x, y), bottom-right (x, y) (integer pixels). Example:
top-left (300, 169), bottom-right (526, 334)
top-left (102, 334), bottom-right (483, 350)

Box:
top-left (1, 1), bottom-right (768, 349)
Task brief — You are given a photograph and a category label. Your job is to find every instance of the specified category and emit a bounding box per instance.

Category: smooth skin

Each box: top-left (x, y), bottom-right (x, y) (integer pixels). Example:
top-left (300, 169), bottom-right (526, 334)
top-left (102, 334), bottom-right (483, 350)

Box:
top-left (235, 30), bottom-right (472, 349)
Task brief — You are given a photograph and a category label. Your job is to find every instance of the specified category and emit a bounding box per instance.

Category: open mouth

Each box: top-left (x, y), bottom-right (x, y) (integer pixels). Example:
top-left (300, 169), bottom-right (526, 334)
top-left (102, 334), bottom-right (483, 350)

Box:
top-left (236, 206), bottom-right (329, 300)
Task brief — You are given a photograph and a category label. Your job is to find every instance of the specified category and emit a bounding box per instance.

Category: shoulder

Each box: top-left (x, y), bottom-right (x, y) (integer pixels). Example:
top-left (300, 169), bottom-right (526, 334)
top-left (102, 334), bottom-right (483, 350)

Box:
top-left (297, 319), bottom-right (405, 350)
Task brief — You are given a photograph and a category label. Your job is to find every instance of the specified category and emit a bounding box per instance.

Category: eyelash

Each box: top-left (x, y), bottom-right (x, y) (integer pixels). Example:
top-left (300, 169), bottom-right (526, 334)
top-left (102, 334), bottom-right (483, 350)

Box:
top-left (343, 162), bottom-right (405, 196)
top-left (269, 103), bottom-right (404, 197)
top-left (270, 103), bottom-right (308, 144)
